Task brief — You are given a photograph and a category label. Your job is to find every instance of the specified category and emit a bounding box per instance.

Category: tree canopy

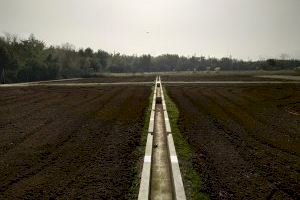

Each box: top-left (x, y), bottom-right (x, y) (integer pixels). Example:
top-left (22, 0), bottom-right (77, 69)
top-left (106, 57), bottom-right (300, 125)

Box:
top-left (0, 34), bottom-right (299, 83)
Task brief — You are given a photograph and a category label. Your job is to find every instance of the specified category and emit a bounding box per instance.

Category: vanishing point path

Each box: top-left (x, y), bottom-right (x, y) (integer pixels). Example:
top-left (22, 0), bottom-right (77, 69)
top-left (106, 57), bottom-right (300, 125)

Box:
top-left (138, 77), bottom-right (186, 200)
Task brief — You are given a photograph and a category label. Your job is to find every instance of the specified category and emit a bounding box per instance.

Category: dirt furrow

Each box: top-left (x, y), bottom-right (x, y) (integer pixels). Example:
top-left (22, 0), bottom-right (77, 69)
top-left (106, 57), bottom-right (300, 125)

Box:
top-left (167, 84), bottom-right (300, 199)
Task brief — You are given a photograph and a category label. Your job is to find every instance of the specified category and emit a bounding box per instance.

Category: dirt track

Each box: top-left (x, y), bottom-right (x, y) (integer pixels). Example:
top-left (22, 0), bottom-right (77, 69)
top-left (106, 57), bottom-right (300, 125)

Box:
top-left (0, 86), bottom-right (150, 199)
top-left (167, 84), bottom-right (300, 199)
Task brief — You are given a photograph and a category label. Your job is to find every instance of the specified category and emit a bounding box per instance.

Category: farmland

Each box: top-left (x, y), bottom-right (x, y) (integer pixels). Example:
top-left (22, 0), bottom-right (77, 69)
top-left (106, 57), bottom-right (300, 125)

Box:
top-left (0, 73), bottom-right (299, 200)
top-left (166, 83), bottom-right (300, 199)
top-left (161, 73), bottom-right (297, 82)
top-left (0, 85), bottom-right (151, 199)
top-left (55, 75), bottom-right (156, 84)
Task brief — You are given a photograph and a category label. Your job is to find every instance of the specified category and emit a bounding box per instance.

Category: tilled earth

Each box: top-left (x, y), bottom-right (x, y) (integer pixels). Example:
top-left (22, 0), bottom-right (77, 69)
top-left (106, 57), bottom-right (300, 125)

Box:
top-left (56, 75), bottom-right (155, 84)
top-left (162, 74), bottom-right (294, 82)
top-left (0, 85), bottom-right (151, 199)
top-left (167, 84), bottom-right (300, 199)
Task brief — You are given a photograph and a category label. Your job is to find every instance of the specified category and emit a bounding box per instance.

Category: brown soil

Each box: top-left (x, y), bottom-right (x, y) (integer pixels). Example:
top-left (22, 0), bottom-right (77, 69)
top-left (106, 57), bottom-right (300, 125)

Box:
top-left (0, 85), bottom-right (151, 199)
top-left (57, 75), bottom-right (155, 83)
top-left (167, 84), bottom-right (300, 199)
top-left (162, 74), bottom-right (292, 82)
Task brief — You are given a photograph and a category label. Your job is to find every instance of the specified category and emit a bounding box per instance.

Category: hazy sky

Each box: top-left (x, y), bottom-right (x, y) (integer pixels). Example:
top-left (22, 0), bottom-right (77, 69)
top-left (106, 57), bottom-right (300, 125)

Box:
top-left (0, 0), bottom-right (299, 60)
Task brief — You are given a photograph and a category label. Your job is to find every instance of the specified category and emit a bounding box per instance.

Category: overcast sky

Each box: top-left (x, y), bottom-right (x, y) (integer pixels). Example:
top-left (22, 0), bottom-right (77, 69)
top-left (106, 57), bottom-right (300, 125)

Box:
top-left (0, 0), bottom-right (299, 60)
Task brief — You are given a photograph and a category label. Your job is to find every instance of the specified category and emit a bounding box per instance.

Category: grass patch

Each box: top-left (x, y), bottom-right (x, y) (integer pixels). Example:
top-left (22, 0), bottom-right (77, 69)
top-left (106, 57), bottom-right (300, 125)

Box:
top-left (126, 85), bottom-right (154, 200)
top-left (163, 87), bottom-right (210, 200)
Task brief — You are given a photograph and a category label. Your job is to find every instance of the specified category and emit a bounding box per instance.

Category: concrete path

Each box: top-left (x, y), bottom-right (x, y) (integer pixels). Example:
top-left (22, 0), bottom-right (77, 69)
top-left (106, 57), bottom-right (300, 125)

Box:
top-left (150, 86), bottom-right (173, 200)
top-left (256, 75), bottom-right (300, 81)
top-left (138, 77), bottom-right (186, 200)
top-left (0, 78), bottom-right (83, 87)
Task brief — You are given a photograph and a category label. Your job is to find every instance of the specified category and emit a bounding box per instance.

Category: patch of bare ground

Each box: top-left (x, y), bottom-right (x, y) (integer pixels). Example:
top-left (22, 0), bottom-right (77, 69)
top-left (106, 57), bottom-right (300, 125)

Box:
top-left (167, 84), bottom-right (300, 199)
top-left (54, 75), bottom-right (155, 84)
top-left (162, 74), bottom-right (293, 82)
top-left (0, 86), bottom-right (151, 199)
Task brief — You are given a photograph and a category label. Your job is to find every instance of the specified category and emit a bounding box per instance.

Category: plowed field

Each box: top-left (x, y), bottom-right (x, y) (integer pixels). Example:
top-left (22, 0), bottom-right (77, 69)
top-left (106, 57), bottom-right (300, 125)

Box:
top-left (167, 84), bottom-right (300, 199)
top-left (0, 86), bottom-right (151, 199)
top-left (162, 74), bottom-right (291, 82)
top-left (58, 76), bottom-right (155, 83)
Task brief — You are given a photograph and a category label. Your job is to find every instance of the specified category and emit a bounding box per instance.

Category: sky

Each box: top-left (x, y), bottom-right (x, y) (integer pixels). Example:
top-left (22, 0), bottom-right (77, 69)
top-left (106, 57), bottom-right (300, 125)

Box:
top-left (0, 0), bottom-right (299, 60)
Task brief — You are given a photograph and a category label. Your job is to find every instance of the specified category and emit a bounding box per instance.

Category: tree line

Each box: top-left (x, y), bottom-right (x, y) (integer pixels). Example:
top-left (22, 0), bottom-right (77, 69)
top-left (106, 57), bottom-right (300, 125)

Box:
top-left (0, 34), bottom-right (299, 83)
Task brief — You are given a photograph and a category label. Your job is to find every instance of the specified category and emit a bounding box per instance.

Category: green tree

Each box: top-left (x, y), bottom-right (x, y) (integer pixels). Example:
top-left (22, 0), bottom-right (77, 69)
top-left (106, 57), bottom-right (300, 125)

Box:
top-left (0, 45), bottom-right (10, 83)
top-left (84, 48), bottom-right (93, 57)
top-left (96, 50), bottom-right (110, 71)
top-left (139, 55), bottom-right (152, 72)
top-left (267, 59), bottom-right (276, 67)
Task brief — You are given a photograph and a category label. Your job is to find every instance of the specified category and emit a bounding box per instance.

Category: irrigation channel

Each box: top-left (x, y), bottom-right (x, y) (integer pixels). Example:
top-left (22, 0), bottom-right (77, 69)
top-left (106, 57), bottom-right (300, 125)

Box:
top-left (138, 77), bottom-right (186, 200)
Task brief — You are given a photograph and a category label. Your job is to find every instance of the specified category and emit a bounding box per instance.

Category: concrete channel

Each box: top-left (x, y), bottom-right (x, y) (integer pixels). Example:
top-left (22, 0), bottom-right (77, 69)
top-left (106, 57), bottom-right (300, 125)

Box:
top-left (138, 76), bottom-right (186, 200)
